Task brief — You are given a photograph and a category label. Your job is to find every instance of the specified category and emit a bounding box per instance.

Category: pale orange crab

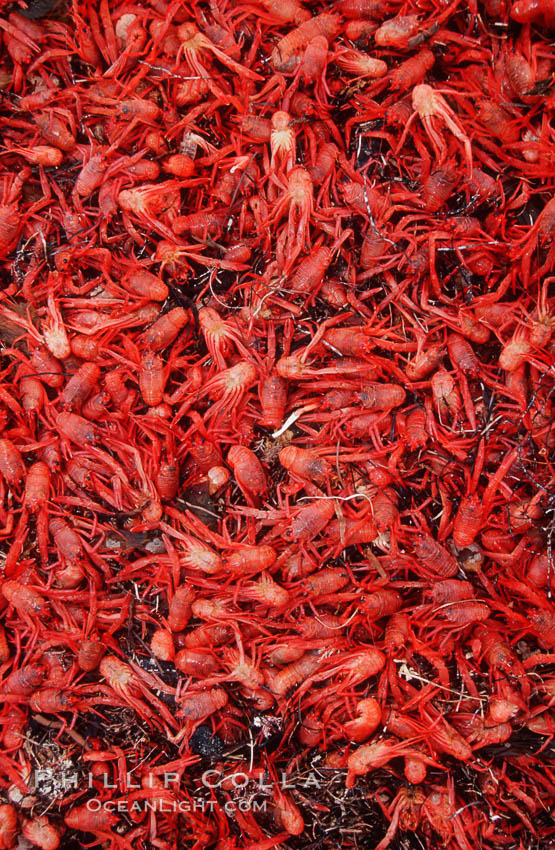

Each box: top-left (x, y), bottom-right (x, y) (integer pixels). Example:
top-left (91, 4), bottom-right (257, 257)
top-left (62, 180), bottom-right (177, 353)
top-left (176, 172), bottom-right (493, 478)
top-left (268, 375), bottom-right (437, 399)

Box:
top-left (397, 83), bottom-right (473, 175)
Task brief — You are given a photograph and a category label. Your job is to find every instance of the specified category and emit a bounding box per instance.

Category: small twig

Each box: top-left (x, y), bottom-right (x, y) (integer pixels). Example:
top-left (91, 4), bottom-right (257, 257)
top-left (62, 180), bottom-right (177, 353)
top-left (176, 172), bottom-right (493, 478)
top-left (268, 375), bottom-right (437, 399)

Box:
top-left (32, 714), bottom-right (88, 748)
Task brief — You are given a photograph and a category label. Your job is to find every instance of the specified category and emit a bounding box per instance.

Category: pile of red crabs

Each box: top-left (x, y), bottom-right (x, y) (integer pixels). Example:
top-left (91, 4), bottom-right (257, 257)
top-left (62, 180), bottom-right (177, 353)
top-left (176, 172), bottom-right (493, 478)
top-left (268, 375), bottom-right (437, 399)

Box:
top-left (0, 0), bottom-right (554, 847)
